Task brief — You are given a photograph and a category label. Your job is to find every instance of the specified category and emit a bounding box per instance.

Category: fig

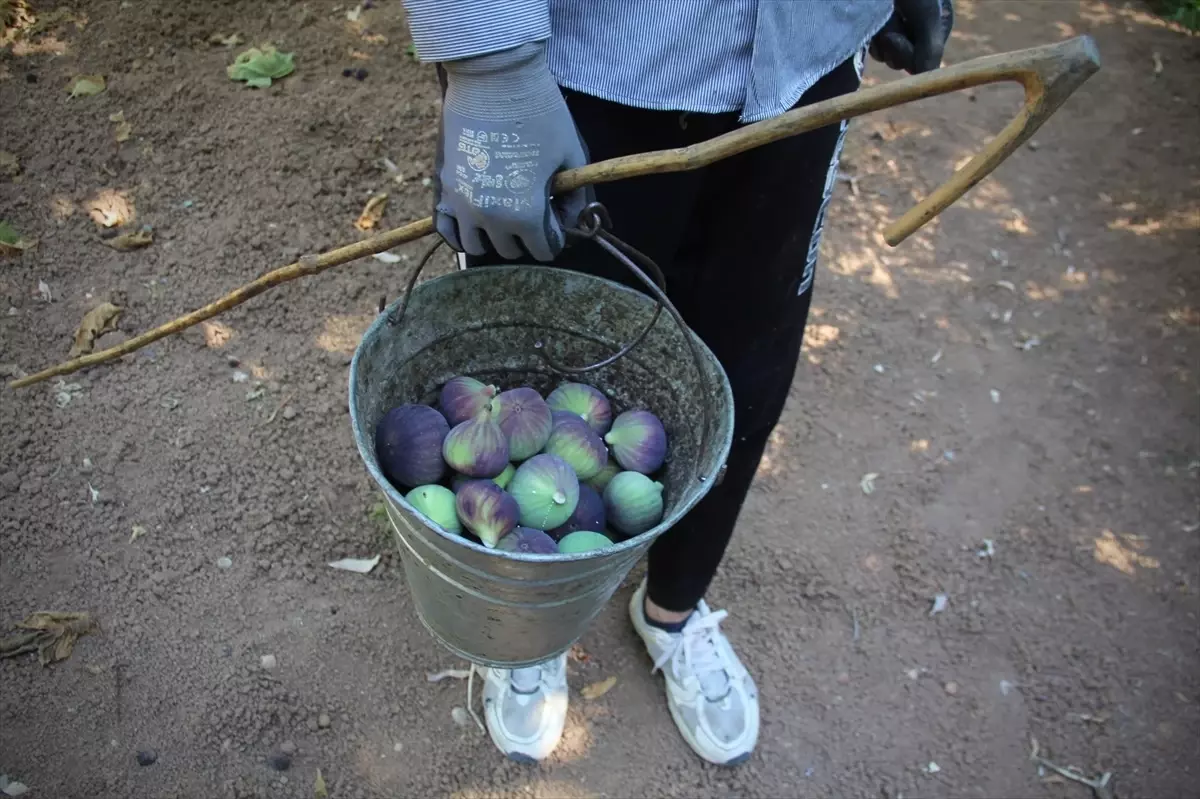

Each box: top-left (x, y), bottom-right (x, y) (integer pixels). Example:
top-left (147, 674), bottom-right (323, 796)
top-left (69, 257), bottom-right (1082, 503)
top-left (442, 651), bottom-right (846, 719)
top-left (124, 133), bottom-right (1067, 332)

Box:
top-left (440, 376), bottom-right (498, 426)
top-left (542, 416), bottom-right (607, 481)
top-left (550, 410), bottom-right (580, 432)
top-left (547, 484), bottom-right (606, 540)
top-left (455, 480), bottom-right (519, 547)
top-left (451, 462), bottom-right (514, 493)
top-left (496, 527), bottom-right (558, 555)
top-left (557, 530), bottom-right (613, 554)
top-left (405, 484), bottom-right (461, 534)
top-left (584, 456), bottom-right (621, 494)
top-left (603, 471), bottom-right (664, 536)
top-left (443, 407), bottom-right (509, 478)
top-left (489, 387), bottom-right (553, 462)
top-left (508, 453), bottom-right (580, 531)
top-left (374, 403), bottom-right (450, 489)
top-left (546, 382), bottom-right (612, 435)
top-left (604, 409), bottom-right (667, 474)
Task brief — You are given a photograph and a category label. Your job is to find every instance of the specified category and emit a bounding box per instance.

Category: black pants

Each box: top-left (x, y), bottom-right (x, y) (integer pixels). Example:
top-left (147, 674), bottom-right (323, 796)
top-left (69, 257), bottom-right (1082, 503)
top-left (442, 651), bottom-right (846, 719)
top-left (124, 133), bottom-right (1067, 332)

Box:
top-left (466, 56), bottom-right (862, 612)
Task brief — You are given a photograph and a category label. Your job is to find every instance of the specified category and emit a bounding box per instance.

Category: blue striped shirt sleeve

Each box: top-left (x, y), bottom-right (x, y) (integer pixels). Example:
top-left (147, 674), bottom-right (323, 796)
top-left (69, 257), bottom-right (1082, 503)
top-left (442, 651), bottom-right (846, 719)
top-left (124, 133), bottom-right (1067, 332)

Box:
top-left (402, 0), bottom-right (552, 62)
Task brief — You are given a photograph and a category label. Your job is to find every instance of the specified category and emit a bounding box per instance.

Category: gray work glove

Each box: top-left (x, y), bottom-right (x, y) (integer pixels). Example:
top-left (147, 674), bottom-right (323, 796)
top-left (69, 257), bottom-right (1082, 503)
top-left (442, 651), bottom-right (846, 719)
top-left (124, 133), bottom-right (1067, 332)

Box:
top-left (870, 0), bottom-right (955, 74)
top-left (435, 41), bottom-right (589, 262)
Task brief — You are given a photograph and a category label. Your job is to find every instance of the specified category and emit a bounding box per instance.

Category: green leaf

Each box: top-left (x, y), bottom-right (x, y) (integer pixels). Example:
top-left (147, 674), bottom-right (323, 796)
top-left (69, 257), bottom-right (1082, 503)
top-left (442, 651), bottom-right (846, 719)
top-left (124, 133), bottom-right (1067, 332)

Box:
top-left (67, 74), bottom-right (106, 97)
top-left (0, 220), bottom-right (36, 255)
top-left (227, 45), bottom-right (295, 88)
top-left (0, 221), bottom-right (19, 246)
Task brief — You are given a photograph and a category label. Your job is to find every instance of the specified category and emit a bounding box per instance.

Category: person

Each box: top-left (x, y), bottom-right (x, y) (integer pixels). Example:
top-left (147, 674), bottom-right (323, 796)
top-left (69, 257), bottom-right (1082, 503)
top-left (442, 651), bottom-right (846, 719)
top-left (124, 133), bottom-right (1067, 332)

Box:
top-left (401, 0), bottom-right (953, 766)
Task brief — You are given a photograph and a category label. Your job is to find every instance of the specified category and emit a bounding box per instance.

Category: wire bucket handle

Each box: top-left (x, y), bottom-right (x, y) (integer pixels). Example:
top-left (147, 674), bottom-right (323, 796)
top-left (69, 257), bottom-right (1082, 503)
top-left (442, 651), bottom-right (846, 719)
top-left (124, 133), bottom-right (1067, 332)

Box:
top-left (383, 202), bottom-right (721, 486)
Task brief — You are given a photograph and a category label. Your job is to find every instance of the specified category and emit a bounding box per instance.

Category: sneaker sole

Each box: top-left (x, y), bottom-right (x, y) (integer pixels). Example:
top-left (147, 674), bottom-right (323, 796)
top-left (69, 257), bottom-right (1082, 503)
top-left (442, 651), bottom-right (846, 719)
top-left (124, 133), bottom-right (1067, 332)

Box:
top-left (507, 752), bottom-right (539, 765)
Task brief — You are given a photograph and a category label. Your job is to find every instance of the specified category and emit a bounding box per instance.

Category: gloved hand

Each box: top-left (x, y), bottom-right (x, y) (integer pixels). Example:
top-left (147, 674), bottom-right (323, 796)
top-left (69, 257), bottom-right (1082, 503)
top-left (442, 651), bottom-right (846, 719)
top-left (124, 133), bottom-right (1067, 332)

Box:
top-left (434, 41), bottom-right (589, 262)
top-left (870, 0), bottom-right (954, 74)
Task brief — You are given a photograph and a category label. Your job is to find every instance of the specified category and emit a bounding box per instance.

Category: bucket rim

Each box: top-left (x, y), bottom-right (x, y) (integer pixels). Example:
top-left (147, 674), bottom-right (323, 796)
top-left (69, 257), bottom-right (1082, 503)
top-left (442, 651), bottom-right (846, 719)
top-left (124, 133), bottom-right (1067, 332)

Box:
top-left (348, 263), bottom-right (735, 565)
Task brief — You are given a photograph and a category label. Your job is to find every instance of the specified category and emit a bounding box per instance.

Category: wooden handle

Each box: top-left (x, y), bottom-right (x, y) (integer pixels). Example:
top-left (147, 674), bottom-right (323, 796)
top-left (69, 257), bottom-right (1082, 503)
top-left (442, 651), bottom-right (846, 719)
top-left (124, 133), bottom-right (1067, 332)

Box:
top-left (553, 35), bottom-right (1100, 245)
top-left (8, 37), bottom-right (1099, 390)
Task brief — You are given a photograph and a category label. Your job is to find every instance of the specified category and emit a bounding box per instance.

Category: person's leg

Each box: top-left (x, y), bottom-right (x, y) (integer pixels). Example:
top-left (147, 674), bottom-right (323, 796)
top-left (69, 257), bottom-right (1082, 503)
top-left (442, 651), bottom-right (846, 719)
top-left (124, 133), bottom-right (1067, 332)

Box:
top-left (644, 54), bottom-right (864, 616)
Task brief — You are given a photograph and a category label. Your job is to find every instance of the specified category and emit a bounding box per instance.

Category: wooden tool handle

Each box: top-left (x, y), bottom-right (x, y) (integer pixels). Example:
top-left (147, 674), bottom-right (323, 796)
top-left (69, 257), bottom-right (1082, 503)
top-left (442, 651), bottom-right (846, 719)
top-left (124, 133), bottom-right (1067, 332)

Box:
top-left (553, 35), bottom-right (1100, 245)
top-left (8, 37), bottom-right (1099, 390)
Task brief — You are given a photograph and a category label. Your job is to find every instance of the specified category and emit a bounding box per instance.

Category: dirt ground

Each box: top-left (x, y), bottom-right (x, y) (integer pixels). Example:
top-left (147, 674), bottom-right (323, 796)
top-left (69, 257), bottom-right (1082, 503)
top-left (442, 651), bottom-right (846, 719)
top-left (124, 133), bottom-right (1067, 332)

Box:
top-left (1, 1), bottom-right (1197, 797)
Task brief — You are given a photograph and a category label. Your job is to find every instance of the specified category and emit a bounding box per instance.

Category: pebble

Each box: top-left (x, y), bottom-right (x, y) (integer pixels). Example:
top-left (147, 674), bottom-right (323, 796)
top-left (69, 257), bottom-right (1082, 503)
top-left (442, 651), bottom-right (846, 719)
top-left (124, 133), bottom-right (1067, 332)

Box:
top-left (318, 713), bottom-right (331, 729)
top-left (136, 748), bottom-right (158, 766)
top-left (260, 654), bottom-right (277, 670)
top-left (836, 672), bottom-right (850, 685)
top-left (944, 681), bottom-right (959, 696)
top-left (307, 717), bottom-right (319, 732)
top-left (217, 556), bottom-right (233, 570)
top-left (281, 406), bottom-right (298, 421)
top-left (267, 752), bottom-right (292, 772)
top-left (0, 471), bottom-right (20, 494)
top-left (280, 740), bottom-right (297, 755)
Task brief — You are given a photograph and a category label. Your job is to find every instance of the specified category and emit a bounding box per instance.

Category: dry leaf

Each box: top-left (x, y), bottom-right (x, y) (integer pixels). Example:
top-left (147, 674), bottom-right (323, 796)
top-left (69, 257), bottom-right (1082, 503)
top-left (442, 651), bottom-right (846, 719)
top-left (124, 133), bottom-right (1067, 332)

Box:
top-left (328, 555), bottom-right (380, 574)
top-left (103, 229), bottom-right (153, 251)
top-left (860, 472), bottom-right (878, 495)
top-left (69, 302), bottom-right (122, 357)
top-left (67, 74), bottom-right (105, 97)
top-left (114, 121), bottom-right (132, 142)
top-left (0, 151), bottom-right (19, 178)
top-left (581, 676), bottom-right (618, 700)
top-left (208, 32), bottom-right (243, 47)
top-left (0, 220), bottom-right (35, 255)
top-left (0, 612), bottom-right (97, 666)
top-left (129, 524), bottom-right (147, 544)
top-left (36, 280), bottom-right (51, 302)
top-left (354, 193), bottom-right (388, 231)
top-left (314, 768), bottom-right (328, 799)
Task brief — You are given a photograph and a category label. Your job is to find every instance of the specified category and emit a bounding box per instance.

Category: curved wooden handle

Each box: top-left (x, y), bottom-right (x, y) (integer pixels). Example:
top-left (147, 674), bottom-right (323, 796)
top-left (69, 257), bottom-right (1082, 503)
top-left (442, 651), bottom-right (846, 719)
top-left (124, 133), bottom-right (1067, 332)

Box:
top-left (553, 35), bottom-right (1101, 245)
top-left (8, 37), bottom-right (1100, 391)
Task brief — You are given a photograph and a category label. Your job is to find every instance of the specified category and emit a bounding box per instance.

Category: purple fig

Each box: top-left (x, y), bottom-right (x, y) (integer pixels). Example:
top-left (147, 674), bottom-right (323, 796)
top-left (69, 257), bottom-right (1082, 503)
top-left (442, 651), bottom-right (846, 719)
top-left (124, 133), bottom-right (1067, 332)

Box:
top-left (489, 387), bottom-right (553, 462)
top-left (375, 403), bottom-right (450, 489)
top-left (550, 410), bottom-right (580, 432)
top-left (405, 484), bottom-right (461, 534)
top-left (496, 527), bottom-right (558, 555)
top-left (440, 376), bottom-right (498, 426)
top-left (508, 453), bottom-right (579, 530)
top-left (542, 415), bottom-right (607, 480)
top-left (546, 382), bottom-right (612, 435)
top-left (547, 484), bottom-right (606, 540)
top-left (451, 462), bottom-right (514, 493)
top-left (603, 471), bottom-right (664, 536)
top-left (455, 480), bottom-right (519, 547)
top-left (557, 530), bottom-right (613, 554)
top-left (604, 410), bottom-right (667, 474)
top-left (584, 456), bottom-right (621, 494)
top-left (442, 407), bottom-right (509, 478)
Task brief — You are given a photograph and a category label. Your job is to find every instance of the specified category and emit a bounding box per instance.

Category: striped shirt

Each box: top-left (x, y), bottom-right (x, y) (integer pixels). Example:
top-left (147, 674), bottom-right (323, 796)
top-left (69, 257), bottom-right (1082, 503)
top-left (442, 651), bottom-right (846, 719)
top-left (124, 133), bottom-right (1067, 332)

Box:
top-left (404, 0), bottom-right (893, 123)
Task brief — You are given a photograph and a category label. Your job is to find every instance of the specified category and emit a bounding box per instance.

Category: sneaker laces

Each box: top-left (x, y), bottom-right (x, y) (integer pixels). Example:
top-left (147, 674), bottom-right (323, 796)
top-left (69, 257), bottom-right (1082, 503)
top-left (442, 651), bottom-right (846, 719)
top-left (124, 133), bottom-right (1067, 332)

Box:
top-left (651, 609), bottom-right (733, 702)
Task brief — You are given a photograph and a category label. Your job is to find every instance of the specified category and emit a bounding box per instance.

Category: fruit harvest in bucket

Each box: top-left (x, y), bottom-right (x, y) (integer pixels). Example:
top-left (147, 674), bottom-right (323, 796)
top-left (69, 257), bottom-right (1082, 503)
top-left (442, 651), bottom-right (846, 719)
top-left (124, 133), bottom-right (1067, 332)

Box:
top-left (374, 377), bottom-right (670, 555)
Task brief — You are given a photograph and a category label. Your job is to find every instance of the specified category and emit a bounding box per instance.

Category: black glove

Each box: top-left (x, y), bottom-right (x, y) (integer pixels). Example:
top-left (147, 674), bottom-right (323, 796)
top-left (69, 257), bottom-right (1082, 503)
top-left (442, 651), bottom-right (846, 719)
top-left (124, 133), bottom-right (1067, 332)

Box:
top-left (870, 0), bottom-right (954, 75)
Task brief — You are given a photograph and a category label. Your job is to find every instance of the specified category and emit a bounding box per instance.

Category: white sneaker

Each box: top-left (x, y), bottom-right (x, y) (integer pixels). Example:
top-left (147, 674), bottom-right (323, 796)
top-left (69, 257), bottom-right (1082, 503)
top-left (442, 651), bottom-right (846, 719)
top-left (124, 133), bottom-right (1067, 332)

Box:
top-left (480, 653), bottom-right (569, 762)
top-left (629, 579), bottom-right (759, 766)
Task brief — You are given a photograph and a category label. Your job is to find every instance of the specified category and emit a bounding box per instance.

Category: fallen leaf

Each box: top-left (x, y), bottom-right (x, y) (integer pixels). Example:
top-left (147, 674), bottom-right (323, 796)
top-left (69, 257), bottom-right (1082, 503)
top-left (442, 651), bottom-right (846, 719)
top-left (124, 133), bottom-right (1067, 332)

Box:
top-left (69, 301), bottom-right (122, 358)
top-left (354, 193), bottom-right (388, 231)
top-left (0, 151), bottom-right (19, 178)
top-left (581, 675), bottom-right (618, 700)
top-left (0, 775), bottom-right (30, 798)
top-left (103, 229), bottom-right (153, 251)
top-left (129, 525), bottom-right (147, 544)
top-left (54, 379), bottom-right (82, 407)
top-left (362, 32), bottom-right (388, 45)
top-left (67, 74), bottom-right (105, 97)
top-left (346, 5), bottom-right (363, 21)
top-left (0, 221), bottom-right (36, 256)
top-left (114, 120), bottom-right (132, 142)
top-left (245, 387), bottom-right (265, 402)
top-left (0, 611), bottom-right (98, 666)
top-left (88, 483), bottom-right (100, 503)
top-left (328, 555), bottom-right (380, 574)
top-left (314, 769), bottom-right (328, 799)
top-left (208, 32), bottom-right (243, 48)
top-left (860, 473), bottom-right (879, 495)
top-left (227, 45), bottom-right (295, 88)
top-left (372, 251), bottom-right (402, 264)
top-left (36, 280), bottom-right (51, 302)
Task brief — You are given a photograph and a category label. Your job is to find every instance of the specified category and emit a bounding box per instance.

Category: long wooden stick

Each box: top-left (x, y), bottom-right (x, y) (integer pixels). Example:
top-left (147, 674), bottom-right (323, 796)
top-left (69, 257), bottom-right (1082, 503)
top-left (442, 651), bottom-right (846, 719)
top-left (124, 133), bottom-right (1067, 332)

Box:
top-left (9, 36), bottom-right (1098, 390)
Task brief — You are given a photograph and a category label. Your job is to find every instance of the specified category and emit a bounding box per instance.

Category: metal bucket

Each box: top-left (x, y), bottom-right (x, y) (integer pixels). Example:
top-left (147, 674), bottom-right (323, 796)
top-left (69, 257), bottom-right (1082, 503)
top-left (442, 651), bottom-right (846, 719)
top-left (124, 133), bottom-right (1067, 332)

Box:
top-left (349, 263), bottom-right (734, 668)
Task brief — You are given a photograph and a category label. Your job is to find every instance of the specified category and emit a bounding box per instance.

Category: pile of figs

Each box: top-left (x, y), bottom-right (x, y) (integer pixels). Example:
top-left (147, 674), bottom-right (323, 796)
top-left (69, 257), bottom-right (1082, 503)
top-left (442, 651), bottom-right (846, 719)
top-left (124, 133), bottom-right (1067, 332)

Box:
top-left (374, 377), bottom-right (669, 555)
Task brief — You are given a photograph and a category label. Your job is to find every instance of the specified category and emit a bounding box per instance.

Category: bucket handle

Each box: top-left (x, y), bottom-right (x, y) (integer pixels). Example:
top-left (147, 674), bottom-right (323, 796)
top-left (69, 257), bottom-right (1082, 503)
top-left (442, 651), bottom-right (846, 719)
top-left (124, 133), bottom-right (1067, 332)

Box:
top-left (383, 203), bottom-right (721, 486)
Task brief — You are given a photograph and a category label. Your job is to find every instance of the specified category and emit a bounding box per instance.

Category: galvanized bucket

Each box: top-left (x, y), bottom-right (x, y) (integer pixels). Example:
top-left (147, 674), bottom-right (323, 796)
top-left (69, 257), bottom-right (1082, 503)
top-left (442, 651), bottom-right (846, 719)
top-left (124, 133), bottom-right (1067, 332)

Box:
top-left (349, 259), bottom-right (734, 668)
